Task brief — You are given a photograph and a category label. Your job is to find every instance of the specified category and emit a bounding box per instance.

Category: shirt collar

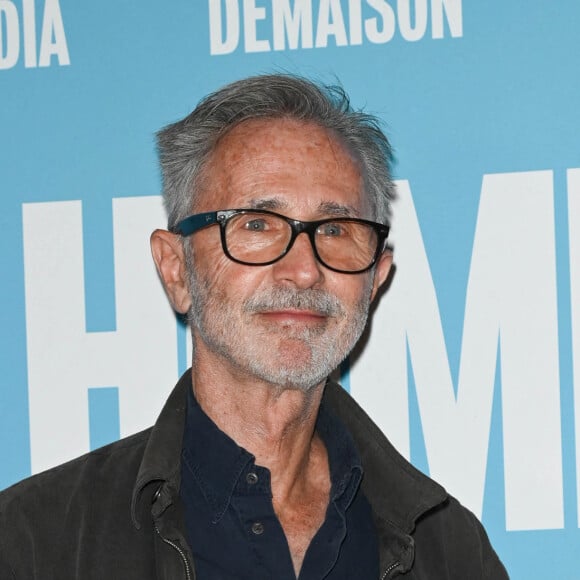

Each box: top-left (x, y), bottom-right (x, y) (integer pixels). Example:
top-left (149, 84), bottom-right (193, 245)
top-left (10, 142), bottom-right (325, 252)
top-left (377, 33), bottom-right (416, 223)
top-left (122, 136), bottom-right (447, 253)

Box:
top-left (181, 386), bottom-right (363, 522)
top-left (181, 386), bottom-right (254, 523)
top-left (316, 400), bottom-right (363, 510)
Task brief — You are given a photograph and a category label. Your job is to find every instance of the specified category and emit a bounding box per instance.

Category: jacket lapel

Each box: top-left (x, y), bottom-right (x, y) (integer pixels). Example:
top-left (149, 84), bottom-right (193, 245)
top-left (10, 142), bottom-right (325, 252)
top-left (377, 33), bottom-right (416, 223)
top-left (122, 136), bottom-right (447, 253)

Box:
top-left (323, 380), bottom-right (448, 576)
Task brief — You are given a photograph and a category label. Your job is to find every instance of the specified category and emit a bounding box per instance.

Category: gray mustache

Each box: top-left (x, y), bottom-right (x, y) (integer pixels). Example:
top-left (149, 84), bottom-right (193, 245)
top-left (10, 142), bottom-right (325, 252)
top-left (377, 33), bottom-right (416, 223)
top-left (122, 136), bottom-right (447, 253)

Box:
top-left (244, 288), bottom-right (343, 317)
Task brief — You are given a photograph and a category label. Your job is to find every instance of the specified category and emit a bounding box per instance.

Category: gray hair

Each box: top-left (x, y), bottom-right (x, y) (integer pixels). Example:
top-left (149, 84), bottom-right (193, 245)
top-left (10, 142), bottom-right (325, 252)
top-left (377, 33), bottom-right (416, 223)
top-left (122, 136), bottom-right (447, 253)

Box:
top-left (156, 74), bottom-right (395, 229)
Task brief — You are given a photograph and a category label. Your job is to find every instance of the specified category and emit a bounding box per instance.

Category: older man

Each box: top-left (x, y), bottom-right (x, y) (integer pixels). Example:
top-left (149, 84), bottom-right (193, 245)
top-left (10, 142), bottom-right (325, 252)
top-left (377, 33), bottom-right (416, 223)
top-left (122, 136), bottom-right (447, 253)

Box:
top-left (0, 75), bottom-right (508, 579)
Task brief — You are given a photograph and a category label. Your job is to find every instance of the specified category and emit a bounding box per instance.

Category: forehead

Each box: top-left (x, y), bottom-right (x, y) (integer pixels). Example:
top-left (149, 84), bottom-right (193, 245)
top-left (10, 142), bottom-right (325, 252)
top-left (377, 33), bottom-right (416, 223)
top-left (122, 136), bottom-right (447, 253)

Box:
top-left (196, 118), bottom-right (368, 216)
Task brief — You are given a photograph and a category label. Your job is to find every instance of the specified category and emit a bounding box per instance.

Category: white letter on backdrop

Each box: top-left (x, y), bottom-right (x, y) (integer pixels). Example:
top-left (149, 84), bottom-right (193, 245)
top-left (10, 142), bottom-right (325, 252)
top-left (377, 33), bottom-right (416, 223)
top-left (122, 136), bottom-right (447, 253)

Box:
top-left (209, 0), bottom-right (239, 55)
top-left (568, 168), bottom-right (580, 527)
top-left (350, 172), bottom-right (563, 530)
top-left (0, 1), bottom-right (19, 69)
top-left (23, 197), bottom-right (178, 474)
top-left (464, 171), bottom-right (562, 530)
top-left (315, 0), bottom-right (348, 48)
top-left (365, 0), bottom-right (396, 43)
top-left (38, 0), bottom-right (70, 66)
top-left (244, 0), bottom-right (270, 52)
top-left (397, 0), bottom-right (428, 41)
top-left (22, 0), bottom-right (37, 67)
top-left (348, 0), bottom-right (363, 45)
top-left (272, 0), bottom-right (313, 50)
top-left (431, 0), bottom-right (463, 38)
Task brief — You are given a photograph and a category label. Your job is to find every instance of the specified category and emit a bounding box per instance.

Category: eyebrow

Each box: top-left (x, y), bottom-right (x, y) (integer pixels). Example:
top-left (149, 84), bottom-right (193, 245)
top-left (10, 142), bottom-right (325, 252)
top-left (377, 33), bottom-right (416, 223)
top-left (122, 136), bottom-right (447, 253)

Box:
top-left (247, 197), bottom-right (361, 218)
top-left (318, 201), bottom-right (361, 218)
top-left (249, 197), bottom-right (284, 211)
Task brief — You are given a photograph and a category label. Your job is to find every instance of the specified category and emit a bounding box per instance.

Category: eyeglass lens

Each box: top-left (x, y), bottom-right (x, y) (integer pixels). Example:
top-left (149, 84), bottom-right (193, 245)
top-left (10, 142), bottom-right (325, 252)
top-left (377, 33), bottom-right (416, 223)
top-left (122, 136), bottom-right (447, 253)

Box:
top-left (223, 212), bottom-right (379, 272)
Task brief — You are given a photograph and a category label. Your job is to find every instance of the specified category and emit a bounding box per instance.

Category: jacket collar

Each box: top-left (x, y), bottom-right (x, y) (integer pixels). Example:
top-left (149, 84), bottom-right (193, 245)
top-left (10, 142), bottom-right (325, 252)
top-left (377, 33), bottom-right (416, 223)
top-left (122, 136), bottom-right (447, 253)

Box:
top-left (322, 379), bottom-right (448, 574)
top-left (131, 370), bottom-right (448, 571)
top-left (131, 370), bottom-right (191, 528)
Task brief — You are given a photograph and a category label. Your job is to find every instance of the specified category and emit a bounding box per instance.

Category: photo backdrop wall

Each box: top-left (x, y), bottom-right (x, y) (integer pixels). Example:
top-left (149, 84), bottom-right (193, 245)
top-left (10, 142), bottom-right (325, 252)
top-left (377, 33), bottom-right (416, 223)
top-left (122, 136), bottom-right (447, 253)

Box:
top-left (1, 1), bottom-right (579, 577)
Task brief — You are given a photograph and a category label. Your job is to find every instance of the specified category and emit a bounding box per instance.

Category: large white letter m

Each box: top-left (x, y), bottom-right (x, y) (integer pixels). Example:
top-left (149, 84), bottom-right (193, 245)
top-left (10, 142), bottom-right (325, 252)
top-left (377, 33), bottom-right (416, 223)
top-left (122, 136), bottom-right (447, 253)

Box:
top-left (351, 172), bottom-right (564, 531)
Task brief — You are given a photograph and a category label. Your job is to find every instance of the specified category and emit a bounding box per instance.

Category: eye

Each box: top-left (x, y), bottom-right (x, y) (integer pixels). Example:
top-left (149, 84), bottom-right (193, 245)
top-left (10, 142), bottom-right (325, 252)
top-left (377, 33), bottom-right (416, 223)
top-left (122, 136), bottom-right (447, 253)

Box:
top-left (244, 218), bottom-right (268, 232)
top-left (318, 222), bottom-right (343, 236)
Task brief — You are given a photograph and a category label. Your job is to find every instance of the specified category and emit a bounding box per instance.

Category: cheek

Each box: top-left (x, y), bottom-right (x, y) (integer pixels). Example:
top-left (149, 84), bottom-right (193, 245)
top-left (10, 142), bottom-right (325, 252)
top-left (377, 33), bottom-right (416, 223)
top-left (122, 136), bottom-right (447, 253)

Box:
top-left (208, 254), bottom-right (234, 284)
top-left (193, 244), bottom-right (268, 305)
top-left (190, 231), bottom-right (230, 282)
top-left (330, 273), bottom-right (373, 307)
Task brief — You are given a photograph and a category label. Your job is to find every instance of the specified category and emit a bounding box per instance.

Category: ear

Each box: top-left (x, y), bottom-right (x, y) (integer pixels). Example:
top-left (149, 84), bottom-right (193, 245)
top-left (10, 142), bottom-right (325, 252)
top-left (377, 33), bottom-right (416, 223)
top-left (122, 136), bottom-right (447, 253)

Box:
top-left (150, 229), bottom-right (192, 314)
top-left (370, 251), bottom-right (393, 302)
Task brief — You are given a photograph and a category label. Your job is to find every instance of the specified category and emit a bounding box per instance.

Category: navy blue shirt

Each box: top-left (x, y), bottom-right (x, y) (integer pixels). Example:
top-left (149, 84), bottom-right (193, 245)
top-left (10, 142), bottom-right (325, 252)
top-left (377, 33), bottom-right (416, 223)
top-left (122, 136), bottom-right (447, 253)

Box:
top-left (180, 387), bottom-right (379, 579)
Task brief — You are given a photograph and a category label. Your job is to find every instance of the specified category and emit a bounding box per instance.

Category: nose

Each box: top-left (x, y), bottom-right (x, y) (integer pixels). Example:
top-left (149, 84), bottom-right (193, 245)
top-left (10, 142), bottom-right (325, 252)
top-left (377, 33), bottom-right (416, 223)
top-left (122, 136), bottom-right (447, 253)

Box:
top-left (271, 232), bottom-right (324, 289)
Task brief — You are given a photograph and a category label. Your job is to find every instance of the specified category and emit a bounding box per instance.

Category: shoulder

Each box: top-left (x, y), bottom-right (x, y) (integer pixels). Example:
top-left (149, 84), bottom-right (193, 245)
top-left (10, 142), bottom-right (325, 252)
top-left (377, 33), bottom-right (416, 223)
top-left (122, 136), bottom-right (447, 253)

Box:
top-left (0, 430), bottom-right (149, 578)
top-left (413, 495), bottom-right (509, 578)
top-left (323, 381), bottom-right (508, 577)
top-left (0, 428), bottom-right (151, 510)
top-left (0, 429), bottom-right (154, 578)
top-left (0, 429), bottom-right (152, 553)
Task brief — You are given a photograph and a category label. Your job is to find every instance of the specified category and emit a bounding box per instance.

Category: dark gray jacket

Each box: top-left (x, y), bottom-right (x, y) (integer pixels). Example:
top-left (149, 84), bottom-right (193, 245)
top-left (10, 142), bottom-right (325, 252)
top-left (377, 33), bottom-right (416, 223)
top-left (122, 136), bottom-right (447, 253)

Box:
top-left (0, 371), bottom-right (508, 579)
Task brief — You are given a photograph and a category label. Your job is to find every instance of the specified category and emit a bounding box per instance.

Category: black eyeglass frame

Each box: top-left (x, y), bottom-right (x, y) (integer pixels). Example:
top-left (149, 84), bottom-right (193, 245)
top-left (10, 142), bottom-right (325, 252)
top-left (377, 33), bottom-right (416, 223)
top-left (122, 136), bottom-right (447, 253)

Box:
top-left (171, 208), bottom-right (390, 274)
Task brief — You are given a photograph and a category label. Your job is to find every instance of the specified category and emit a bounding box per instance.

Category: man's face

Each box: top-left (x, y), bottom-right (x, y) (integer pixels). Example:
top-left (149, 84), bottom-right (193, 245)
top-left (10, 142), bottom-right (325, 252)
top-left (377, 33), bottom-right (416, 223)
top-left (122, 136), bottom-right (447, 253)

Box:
top-left (184, 118), bottom-right (391, 391)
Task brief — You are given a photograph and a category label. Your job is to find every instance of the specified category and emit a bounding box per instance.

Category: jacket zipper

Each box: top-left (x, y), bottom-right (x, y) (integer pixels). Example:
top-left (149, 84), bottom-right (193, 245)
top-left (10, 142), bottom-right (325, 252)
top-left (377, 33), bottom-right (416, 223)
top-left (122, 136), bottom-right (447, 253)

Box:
top-left (154, 525), bottom-right (193, 580)
top-left (380, 560), bottom-right (401, 579)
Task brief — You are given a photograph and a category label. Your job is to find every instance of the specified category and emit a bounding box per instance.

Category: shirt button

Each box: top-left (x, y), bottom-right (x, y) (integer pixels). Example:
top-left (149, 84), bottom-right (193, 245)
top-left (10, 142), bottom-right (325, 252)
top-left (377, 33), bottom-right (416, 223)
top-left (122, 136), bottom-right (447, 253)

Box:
top-left (251, 522), bottom-right (264, 535)
top-left (246, 472), bottom-right (259, 485)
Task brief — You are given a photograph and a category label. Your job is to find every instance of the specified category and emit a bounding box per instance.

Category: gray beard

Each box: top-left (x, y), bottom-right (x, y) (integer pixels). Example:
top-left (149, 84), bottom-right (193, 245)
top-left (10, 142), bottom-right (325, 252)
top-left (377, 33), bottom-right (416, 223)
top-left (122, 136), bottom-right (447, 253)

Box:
top-left (186, 257), bottom-right (372, 391)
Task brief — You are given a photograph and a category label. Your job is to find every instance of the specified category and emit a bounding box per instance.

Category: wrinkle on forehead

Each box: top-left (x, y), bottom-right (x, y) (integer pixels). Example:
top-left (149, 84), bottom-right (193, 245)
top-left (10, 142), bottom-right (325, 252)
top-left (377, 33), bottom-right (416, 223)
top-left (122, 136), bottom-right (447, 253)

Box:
top-left (207, 116), bottom-right (360, 175)
top-left (195, 117), bottom-right (369, 216)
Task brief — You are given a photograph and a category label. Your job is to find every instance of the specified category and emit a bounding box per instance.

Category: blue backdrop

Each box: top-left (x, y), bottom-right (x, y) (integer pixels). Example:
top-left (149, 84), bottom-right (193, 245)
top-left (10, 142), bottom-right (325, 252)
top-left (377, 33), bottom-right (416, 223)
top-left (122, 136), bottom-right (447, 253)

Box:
top-left (2, 1), bottom-right (579, 577)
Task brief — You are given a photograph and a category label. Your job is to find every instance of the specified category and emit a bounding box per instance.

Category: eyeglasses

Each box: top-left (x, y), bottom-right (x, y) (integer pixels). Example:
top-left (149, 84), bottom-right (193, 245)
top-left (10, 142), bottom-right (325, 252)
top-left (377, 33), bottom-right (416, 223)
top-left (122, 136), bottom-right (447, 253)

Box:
top-left (172, 209), bottom-right (390, 274)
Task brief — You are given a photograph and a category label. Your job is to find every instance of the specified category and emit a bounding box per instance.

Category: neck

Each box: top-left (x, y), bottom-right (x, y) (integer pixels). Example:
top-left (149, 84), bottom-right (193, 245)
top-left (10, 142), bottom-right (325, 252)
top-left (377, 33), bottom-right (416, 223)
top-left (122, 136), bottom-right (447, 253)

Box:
top-left (190, 341), bottom-right (334, 576)
top-left (190, 347), bottom-right (327, 502)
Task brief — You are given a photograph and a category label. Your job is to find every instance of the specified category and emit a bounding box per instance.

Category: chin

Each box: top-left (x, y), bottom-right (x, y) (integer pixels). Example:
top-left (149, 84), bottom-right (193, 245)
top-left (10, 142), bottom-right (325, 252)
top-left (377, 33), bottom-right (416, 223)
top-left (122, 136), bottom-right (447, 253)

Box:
top-left (248, 355), bottom-right (333, 393)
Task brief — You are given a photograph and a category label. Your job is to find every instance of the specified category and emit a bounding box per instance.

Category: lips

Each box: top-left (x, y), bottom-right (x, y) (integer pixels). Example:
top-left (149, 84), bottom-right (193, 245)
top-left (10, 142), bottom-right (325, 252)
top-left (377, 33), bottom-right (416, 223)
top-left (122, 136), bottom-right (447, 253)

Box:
top-left (243, 287), bottom-right (343, 319)
top-left (258, 309), bottom-right (327, 324)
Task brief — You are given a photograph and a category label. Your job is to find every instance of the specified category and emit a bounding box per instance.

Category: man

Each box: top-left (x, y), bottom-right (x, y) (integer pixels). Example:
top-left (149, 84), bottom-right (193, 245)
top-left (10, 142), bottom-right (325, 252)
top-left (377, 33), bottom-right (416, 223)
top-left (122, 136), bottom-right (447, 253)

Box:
top-left (0, 74), bottom-right (508, 578)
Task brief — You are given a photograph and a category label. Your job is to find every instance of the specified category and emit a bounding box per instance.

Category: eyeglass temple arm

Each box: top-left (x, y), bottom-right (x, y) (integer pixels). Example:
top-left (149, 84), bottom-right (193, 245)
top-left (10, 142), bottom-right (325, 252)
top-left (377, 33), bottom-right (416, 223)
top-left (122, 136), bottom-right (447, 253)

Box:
top-left (172, 211), bottom-right (219, 237)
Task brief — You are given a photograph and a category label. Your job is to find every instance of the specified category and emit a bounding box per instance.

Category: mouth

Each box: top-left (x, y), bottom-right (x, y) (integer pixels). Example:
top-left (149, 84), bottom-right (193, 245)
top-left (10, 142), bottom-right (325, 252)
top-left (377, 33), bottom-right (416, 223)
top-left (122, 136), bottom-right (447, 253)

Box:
top-left (243, 288), bottom-right (343, 328)
top-left (257, 309), bottom-right (328, 325)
